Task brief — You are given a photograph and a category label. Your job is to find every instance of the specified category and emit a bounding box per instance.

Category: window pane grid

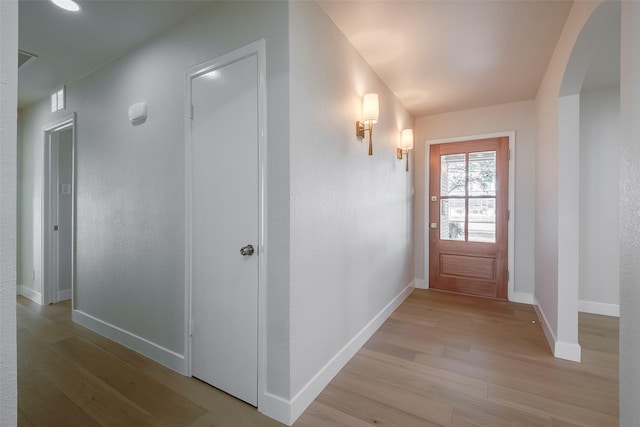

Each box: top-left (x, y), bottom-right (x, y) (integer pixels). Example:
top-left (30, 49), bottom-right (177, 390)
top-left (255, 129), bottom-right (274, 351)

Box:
top-left (439, 150), bottom-right (497, 243)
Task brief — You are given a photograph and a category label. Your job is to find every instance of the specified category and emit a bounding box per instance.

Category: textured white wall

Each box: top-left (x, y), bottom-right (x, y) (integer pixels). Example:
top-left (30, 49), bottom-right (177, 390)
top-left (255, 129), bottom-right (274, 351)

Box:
top-left (289, 0), bottom-right (414, 397)
top-left (413, 100), bottom-right (536, 296)
top-left (17, 100), bottom-right (47, 299)
top-left (0, 0), bottom-right (18, 424)
top-left (18, 1), bottom-right (291, 402)
top-left (579, 86), bottom-right (620, 308)
top-left (620, 1), bottom-right (640, 424)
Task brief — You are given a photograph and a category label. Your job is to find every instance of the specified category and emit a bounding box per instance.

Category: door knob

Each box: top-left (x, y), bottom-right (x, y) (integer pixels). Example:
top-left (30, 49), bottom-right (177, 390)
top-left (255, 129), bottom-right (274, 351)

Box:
top-left (240, 244), bottom-right (255, 256)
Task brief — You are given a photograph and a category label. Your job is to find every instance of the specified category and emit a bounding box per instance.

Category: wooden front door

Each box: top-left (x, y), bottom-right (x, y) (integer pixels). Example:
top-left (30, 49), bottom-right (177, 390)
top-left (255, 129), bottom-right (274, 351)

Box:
top-left (429, 137), bottom-right (509, 299)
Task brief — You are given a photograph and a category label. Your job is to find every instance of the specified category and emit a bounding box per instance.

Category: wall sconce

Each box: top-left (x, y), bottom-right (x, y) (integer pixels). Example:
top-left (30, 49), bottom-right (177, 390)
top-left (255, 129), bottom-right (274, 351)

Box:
top-left (356, 93), bottom-right (379, 155)
top-left (397, 129), bottom-right (414, 172)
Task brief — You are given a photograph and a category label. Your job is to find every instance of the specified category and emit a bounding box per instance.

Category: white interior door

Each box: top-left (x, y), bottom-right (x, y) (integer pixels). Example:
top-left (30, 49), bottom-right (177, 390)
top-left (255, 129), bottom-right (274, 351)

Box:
top-left (56, 129), bottom-right (73, 301)
top-left (45, 125), bottom-right (74, 304)
top-left (190, 52), bottom-right (259, 406)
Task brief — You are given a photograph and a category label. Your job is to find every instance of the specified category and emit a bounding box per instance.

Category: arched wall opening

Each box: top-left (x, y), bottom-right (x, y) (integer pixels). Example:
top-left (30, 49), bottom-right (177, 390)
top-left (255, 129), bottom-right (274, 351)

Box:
top-left (555, 0), bottom-right (620, 361)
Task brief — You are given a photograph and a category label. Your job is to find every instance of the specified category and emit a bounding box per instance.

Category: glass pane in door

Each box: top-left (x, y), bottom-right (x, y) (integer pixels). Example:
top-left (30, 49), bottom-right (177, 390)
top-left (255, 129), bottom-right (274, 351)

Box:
top-left (468, 151), bottom-right (496, 196)
top-left (440, 199), bottom-right (465, 241)
top-left (468, 198), bottom-right (496, 242)
top-left (441, 153), bottom-right (466, 196)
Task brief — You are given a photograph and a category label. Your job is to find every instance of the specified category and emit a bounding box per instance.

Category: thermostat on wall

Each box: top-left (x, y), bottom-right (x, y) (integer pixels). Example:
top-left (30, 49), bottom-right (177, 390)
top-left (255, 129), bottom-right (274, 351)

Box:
top-left (128, 102), bottom-right (147, 125)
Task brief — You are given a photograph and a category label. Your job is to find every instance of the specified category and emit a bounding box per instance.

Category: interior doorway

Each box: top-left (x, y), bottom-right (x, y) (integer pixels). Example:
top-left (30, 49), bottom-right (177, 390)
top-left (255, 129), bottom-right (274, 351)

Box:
top-left (43, 115), bottom-right (75, 305)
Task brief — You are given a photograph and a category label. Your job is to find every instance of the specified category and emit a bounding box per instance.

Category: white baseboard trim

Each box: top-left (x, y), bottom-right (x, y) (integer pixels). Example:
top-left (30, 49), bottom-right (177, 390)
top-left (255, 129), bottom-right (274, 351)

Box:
top-left (509, 292), bottom-right (535, 305)
top-left (554, 340), bottom-right (581, 362)
top-left (259, 392), bottom-right (292, 426)
top-left (58, 288), bottom-right (71, 301)
top-left (72, 309), bottom-right (186, 374)
top-left (412, 278), bottom-right (427, 289)
top-left (281, 283), bottom-right (414, 426)
top-left (533, 300), bottom-right (581, 362)
top-left (533, 302), bottom-right (555, 355)
top-left (579, 300), bottom-right (619, 317)
top-left (17, 285), bottom-right (42, 305)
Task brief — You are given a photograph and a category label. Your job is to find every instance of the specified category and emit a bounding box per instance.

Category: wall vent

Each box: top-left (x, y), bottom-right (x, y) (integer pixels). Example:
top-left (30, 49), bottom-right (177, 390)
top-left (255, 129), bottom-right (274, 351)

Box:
top-left (18, 50), bottom-right (38, 69)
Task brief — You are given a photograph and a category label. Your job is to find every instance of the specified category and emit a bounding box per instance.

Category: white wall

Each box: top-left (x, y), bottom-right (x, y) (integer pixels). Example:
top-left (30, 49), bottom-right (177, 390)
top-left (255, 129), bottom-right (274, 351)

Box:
top-left (579, 85), bottom-right (620, 315)
top-left (18, 0), bottom-right (292, 409)
top-left (534, 0), bottom-right (609, 359)
top-left (0, 0), bottom-right (18, 424)
top-left (413, 100), bottom-right (536, 298)
top-left (620, 1), bottom-right (640, 423)
top-left (289, 1), bottom-right (414, 421)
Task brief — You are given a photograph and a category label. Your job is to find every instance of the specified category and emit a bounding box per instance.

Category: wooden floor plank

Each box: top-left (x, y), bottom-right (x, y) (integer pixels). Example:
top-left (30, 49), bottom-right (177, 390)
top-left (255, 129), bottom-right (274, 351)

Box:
top-left (37, 357), bottom-right (160, 427)
top-left (49, 336), bottom-right (208, 427)
top-left (316, 384), bottom-right (447, 427)
top-left (488, 383), bottom-right (618, 427)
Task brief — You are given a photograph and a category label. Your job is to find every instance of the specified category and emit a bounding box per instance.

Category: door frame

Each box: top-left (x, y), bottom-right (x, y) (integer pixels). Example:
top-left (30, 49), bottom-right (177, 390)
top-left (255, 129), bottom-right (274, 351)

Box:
top-left (42, 113), bottom-right (76, 306)
top-left (183, 39), bottom-right (267, 404)
top-left (424, 131), bottom-right (516, 301)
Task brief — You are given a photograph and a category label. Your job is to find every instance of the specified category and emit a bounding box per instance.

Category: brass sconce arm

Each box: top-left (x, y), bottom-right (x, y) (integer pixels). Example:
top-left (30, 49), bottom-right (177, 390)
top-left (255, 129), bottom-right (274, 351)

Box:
top-left (356, 120), bottom-right (374, 155)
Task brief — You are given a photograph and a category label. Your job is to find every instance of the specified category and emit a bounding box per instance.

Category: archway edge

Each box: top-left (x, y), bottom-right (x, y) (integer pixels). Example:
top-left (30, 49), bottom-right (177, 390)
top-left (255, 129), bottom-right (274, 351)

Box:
top-left (560, 0), bottom-right (620, 96)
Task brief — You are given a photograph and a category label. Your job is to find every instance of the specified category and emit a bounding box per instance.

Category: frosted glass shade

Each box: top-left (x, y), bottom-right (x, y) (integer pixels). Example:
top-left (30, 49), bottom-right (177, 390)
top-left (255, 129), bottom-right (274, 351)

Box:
top-left (401, 129), bottom-right (414, 150)
top-left (362, 93), bottom-right (379, 124)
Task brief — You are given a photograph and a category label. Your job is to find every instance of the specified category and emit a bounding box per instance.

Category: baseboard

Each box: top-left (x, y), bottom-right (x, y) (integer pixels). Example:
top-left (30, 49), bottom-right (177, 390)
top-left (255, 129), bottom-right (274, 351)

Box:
top-left (533, 302), bottom-right (556, 355)
top-left (509, 292), bottom-right (534, 305)
top-left (17, 285), bottom-right (42, 305)
top-left (259, 392), bottom-right (292, 426)
top-left (579, 300), bottom-right (619, 317)
top-left (554, 340), bottom-right (581, 362)
top-left (283, 283), bottom-right (414, 425)
top-left (58, 288), bottom-right (71, 301)
top-left (533, 300), bottom-right (581, 362)
top-left (412, 278), bottom-right (427, 289)
top-left (72, 309), bottom-right (186, 373)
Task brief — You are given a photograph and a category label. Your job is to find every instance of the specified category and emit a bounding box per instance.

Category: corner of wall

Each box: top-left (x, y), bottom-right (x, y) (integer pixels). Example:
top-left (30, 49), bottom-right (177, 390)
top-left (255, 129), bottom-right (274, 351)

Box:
top-left (286, 284), bottom-right (414, 425)
top-left (16, 285), bottom-right (42, 305)
top-left (533, 298), bottom-right (581, 362)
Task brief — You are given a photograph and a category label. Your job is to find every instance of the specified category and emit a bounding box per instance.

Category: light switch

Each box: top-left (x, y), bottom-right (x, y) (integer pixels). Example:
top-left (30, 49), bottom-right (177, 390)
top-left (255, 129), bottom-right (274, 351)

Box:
top-left (431, 196), bottom-right (437, 202)
top-left (430, 223), bottom-right (437, 229)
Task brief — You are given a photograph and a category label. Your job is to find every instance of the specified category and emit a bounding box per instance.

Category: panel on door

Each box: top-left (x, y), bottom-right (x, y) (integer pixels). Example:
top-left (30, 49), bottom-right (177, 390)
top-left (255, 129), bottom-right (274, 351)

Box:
top-left (429, 137), bottom-right (508, 299)
top-left (190, 53), bottom-right (259, 406)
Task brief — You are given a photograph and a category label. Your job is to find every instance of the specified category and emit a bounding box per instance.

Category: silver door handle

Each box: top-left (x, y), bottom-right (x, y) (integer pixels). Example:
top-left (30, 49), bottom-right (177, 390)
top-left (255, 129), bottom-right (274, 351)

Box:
top-left (240, 244), bottom-right (255, 256)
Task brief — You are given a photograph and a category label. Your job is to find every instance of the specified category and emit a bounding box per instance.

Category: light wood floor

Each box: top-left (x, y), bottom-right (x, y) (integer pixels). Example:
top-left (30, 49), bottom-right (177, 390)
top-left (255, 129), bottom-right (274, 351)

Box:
top-left (17, 289), bottom-right (618, 426)
top-left (17, 296), bottom-right (285, 427)
top-left (295, 290), bottom-right (618, 427)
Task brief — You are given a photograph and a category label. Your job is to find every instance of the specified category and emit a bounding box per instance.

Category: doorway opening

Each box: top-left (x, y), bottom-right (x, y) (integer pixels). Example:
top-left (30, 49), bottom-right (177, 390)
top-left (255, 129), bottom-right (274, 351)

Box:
top-left (42, 114), bottom-right (76, 306)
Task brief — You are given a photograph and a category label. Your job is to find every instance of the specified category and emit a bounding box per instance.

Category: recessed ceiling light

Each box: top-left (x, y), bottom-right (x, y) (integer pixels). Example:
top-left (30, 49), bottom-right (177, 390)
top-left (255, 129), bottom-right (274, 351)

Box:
top-left (51, 0), bottom-right (80, 12)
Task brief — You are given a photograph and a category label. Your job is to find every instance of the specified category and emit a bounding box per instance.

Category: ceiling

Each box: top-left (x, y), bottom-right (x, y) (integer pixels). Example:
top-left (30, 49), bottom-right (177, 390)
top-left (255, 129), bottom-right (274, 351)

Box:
top-left (320, 0), bottom-right (574, 116)
top-left (18, 0), bottom-right (212, 108)
top-left (19, 0), bottom-right (619, 116)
